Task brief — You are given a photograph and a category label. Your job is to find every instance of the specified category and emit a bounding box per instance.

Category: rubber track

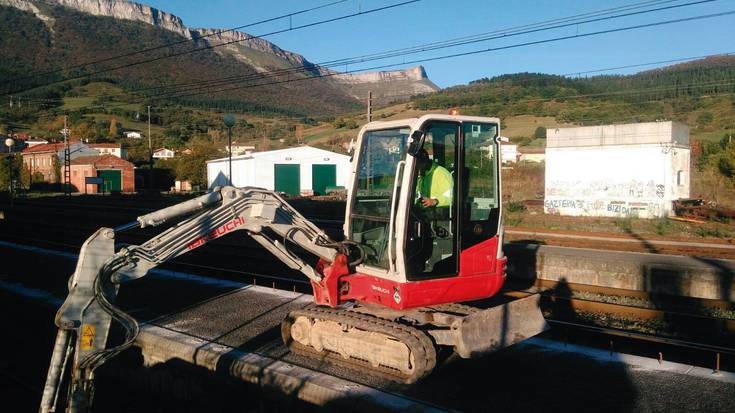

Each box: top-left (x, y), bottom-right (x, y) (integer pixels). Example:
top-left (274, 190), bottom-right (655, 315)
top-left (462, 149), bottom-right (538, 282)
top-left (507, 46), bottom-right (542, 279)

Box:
top-left (427, 302), bottom-right (480, 316)
top-left (282, 306), bottom-right (437, 384)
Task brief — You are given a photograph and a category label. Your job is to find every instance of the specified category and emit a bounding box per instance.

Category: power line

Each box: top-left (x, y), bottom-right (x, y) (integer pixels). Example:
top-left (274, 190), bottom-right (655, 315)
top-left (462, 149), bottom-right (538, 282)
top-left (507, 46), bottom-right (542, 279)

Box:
top-left (106, 0), bottom-right (719, 99)
top-left (19, 7), bottom-right (735, 120)
top-left (367, 50), bottom-right (735, 101)
top-left (147, 9), bottom-right (735, 103)
top-left (5, 0), bottom-right (710, 101)
top-left (2, 0), bottom-right (421, 96)
top-left (6, 0), bottom-right (349, 84)
top-left (30, 76), bottom-right (735, 123)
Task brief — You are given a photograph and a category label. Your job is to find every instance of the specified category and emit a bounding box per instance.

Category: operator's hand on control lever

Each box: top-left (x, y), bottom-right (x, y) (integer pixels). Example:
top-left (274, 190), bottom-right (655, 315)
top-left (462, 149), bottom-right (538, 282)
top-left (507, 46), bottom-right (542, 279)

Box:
top-left (421, 197), bottom-right (438, 208)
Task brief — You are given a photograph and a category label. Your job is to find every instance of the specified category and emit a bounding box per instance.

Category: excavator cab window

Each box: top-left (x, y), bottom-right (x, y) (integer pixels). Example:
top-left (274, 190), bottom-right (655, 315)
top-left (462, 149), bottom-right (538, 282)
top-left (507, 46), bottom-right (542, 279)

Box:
top-left (350, 128), bottom-right (409, 269)
top-left (461, 122), bottom-right (500, 248)
top-left (405, 121), bottom-right (500, 279)
top-left (406, 122), bottom-right (459, 278)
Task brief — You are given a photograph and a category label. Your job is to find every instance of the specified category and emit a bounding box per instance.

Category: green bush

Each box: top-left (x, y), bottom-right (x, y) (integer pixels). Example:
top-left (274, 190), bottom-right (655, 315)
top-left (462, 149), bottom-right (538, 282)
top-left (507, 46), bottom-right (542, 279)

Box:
top-left (653, 218), bottom-right (672, 236)
top-left (505, 201), bottom-right (525, 212)
top-left (613, 218), bottom-right (633, 232)
top-left (694, 226), bottom-right (729, 238)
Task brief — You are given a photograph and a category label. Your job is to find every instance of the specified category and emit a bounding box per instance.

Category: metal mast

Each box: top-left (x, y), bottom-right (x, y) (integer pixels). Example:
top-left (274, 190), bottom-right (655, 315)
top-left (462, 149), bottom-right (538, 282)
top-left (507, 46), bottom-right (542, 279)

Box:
top-left (62, 116), bottom-right (71, 196)
top-left (367, 90), bottom-right (373, 123)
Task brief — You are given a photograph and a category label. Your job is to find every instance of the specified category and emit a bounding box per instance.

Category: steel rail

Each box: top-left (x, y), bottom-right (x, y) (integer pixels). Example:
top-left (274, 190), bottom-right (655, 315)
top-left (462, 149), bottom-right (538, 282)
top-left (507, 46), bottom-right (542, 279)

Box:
top-left (504, 289), bottom-right (735, 330)
top-left (506, 278), bottom-right (733, 311)
top-left (548, 319), bottom-right (735, 357)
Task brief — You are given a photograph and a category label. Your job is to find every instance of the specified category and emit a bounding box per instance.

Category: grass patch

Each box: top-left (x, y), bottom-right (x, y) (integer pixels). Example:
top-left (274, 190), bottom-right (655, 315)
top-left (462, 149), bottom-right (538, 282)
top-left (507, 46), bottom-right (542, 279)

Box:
top-left (505, 201), bottom-right (525, 213)
top-left (653, 218), bottom-right (673, 236)
top-left (694, 226), bottom-right (731, 238)
top-left (613, 218), bottom-right (633, 232)
top-left (505, 216), bottom-right (523, 227)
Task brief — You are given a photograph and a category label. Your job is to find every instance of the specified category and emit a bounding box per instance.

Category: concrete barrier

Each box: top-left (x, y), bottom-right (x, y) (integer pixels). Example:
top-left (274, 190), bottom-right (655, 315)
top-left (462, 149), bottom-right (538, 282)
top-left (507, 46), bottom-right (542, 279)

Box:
top-left (505, 243), bottom-right (735, 302)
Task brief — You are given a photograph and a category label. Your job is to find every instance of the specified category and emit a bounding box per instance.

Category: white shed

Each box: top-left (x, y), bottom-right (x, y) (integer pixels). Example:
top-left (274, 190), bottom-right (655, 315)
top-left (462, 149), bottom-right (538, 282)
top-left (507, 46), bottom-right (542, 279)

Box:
top-left (544, 121), bottom-right (690, 218)
top-left (207, 146), bottom-right (351, 196)
top-left (500, 142), bottom-right (518, 164)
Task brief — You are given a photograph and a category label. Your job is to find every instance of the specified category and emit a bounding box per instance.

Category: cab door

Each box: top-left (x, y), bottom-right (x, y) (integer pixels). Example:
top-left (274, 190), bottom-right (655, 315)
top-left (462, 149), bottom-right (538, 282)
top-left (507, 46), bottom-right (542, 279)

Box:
top-left (400, 119), bottom-right (502, 281)
top-left (403, 121), bottom-right (460, 279)
top-left (347, 126), bottom-right (410, 279)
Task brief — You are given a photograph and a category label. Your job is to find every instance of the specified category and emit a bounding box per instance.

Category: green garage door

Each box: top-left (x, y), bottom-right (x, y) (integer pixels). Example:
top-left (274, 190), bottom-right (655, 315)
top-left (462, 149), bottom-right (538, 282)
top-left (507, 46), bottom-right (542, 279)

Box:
top-left (312, 164), bottom-right (336, 196)
top-left (97, 170), bottom-right (122, 193)
top-left (274, 164), bottom-right (300, 195)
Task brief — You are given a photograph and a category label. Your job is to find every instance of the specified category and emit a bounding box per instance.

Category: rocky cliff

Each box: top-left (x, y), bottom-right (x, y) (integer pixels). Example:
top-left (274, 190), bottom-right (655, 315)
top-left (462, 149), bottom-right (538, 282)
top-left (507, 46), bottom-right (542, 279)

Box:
top-left (0, 0), bottom-right (190, 37)
top-left (1, 0), bottom-right (439, 102)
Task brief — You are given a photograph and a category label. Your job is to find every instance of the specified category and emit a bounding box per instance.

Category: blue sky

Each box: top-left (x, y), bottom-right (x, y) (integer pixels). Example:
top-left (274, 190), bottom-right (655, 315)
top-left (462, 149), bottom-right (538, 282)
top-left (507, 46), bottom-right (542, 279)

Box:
top-left (143, 0), bottom-right (735, 88)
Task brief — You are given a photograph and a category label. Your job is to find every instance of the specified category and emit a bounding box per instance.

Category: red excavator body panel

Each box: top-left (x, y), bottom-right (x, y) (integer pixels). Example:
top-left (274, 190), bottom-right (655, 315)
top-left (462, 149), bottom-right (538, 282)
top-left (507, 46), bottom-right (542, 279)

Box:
top-left (312, 236), bottom-right (506, 310)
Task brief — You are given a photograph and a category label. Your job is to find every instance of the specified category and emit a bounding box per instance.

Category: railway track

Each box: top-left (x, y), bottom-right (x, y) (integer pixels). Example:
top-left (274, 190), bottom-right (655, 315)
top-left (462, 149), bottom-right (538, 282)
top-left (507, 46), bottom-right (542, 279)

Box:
top-left (5, 213), bottom-right (734, 335)
top-left (4, 199), bottom-right (735, 375)
top-left (3, 233), bottom-right (733, 361)
top-left (1, 237), bottom-right (734, 412)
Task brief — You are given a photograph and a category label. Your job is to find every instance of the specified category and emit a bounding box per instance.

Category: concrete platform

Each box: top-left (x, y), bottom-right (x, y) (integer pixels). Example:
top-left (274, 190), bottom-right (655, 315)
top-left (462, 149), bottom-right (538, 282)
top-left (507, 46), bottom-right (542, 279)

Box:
top-left (505, 243), bottom-right (735, 301)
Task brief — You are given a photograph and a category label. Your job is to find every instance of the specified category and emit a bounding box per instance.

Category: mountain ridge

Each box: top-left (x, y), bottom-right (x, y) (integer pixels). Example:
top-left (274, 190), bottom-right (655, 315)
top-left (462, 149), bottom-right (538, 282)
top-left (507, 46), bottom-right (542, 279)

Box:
top-left (1, 0), bottom-right (439, 100)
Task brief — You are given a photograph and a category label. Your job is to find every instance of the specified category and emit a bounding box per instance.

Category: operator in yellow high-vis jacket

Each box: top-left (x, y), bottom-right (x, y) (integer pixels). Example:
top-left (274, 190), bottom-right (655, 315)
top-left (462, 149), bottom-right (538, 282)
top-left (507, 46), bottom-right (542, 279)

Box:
top-left (415, 149), bottom-right (453, 208)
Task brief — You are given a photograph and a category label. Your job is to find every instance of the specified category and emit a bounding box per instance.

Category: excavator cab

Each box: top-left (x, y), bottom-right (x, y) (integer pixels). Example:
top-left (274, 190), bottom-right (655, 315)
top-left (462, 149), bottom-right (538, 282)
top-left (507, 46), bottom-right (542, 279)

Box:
top-left (346, 115), bottom-right (506, 301)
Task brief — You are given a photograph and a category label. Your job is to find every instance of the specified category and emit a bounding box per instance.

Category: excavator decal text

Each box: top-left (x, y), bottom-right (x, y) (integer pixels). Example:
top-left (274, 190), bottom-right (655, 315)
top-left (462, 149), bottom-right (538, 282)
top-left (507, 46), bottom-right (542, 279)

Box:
top-left (187, 216), bottom-right (246, 250)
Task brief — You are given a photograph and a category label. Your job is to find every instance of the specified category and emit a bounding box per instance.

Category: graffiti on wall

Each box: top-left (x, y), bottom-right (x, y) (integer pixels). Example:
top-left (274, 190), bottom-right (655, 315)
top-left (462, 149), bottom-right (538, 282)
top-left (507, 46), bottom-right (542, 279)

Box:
top-left (544, 199), bottom-right (665, 218)
top-left (546, 180), bottom-right (666, 199)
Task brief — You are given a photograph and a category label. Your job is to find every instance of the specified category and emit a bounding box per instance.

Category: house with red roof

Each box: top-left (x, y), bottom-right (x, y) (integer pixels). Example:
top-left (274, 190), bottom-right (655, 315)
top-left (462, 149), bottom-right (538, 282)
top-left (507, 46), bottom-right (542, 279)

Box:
top-left (22, 142), bottom-right (103, 183)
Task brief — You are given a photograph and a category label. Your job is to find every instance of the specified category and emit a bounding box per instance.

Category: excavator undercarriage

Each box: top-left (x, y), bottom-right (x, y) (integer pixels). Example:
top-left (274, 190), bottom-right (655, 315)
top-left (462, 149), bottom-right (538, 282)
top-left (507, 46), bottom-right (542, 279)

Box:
top-left (282, 295), bottom-right (547, 384)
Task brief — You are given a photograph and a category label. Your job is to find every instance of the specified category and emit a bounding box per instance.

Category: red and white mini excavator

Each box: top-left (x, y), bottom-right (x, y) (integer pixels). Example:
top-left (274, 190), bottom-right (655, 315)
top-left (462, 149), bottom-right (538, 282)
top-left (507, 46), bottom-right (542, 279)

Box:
top-left (40, 114), bottom-right (547, 412)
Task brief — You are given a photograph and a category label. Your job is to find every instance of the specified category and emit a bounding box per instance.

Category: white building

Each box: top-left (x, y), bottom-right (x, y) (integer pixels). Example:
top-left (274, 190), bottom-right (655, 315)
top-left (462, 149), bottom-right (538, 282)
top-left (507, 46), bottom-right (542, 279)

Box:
top-left (519, 147), bottom-right (546, 163)
top-left (500, 142), bottom-right (518, 164)
top-left (153, 148), bottom-right (175, 159)
top-left (25, 138), bottom-right (49, 147)
top-left (89, 143), bottom-right (126, 159)
top-left (544, 121), bottom-right (690, 219)
top-left (207, 146), bottom-right (351, 196)
top-left (124, 131), bottom-right (142, 139)
top-left (226, 142), bottom-right (255, 156)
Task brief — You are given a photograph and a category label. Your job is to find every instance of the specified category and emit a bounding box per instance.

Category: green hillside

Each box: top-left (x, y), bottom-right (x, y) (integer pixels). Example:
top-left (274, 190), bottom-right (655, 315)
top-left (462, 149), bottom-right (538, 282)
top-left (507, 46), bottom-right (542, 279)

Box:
top-left (0, 4), bottom-right (360, 117)
top-left (412, 56), bottom-right (735, 139)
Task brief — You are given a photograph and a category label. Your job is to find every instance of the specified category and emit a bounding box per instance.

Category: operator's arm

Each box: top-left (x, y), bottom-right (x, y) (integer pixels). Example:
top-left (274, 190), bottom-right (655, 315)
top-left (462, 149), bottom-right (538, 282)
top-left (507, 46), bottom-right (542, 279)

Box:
top-left (426, 166), bottom-right (453, 208)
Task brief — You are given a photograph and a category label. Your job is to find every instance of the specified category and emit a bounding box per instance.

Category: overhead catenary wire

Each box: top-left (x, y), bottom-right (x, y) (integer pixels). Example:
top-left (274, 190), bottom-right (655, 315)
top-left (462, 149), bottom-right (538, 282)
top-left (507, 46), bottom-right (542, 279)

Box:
top-left (117, 0), bottom-right (714, 96)
top-left (6, 0), bottom-right (716, 102)
top-left (141, 10), bottom-right (735, 103)
top-left (15, 5), bottom-right (735, 130)
top-left (17, 49), bottom-right (735, 108)
top-left (30, 0), bottom-right (718, 104)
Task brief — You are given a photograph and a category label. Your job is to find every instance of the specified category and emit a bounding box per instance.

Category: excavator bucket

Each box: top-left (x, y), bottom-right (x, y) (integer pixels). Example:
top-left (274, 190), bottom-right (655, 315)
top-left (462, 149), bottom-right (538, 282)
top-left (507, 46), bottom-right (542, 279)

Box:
top-left (454, 294), bottom-right (548, 358)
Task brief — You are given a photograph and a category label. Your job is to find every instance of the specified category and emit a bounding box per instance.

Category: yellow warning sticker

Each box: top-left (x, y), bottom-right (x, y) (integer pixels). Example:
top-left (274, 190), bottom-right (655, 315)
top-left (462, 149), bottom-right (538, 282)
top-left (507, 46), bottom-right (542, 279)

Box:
top-left (80, 324), bottom-right (95, 350)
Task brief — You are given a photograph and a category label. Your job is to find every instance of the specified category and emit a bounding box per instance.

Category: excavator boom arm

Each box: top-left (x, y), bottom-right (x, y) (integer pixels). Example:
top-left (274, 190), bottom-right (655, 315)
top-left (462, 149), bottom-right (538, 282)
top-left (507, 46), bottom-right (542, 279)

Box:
top-left (40, 186), bottom-right (348, 413)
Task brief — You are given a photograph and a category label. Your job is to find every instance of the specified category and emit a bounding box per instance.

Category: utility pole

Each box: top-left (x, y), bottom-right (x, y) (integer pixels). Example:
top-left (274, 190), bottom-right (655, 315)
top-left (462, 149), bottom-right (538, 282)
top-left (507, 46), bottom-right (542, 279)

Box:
top-left (223, 115), bottom-right (236, 186)
top-left (148, 105), bottom-right (154, 192)
top-left (61, 116), bottom-right (71, 196)
top-left (367, 90), bottom-right (373, 123)
top-left (4, 137), bottom-right (14, 206)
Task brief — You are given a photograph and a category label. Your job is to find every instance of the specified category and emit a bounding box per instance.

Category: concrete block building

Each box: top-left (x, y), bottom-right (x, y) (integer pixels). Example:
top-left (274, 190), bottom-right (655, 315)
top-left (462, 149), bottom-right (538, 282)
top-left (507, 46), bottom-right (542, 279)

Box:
top-left (544, 121), bottom-right (690, 218)
top-left (70, 155), bottom-right (135, 193)
top-left (207, 146), bottom-right (351, 196)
